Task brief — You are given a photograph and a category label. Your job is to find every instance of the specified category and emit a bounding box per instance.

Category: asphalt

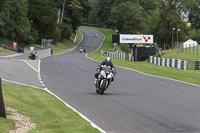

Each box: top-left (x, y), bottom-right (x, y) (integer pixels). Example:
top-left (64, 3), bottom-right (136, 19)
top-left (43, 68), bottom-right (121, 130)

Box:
top-left (40, 27), bottom-right (200, 133)
top-left (0, 52), bottom-right (42, 88)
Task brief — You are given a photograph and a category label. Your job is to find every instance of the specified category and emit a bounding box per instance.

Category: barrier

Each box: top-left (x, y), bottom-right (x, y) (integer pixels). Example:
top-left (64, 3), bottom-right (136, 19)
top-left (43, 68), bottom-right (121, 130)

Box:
top-left (101, 50), bottom-right (126, 60)
top-left (28, 48), bottom-right (51, 60)
top-left (149, 56), bottom-right (189, 70)
top-left (195, 61), bottom-right (200, 70)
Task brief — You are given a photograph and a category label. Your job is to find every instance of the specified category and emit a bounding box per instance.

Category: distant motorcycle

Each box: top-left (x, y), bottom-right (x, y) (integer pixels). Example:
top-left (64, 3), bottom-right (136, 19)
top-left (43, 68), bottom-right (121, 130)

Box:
top-left (80, 47), bottom-right (83, 53)
top-left (83, 47), bottom-right (86, 53)
top-left (95, 65), bottom-right (115, 95)
top-left (95, 33), bottom-right (97, 37)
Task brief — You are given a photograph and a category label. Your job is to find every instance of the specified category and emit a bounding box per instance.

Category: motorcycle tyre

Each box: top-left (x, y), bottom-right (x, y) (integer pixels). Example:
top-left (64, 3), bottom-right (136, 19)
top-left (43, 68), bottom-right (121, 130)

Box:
top-left (100, 80), bottom-right (106, 95)
top-left (96, 88), bottom-right (100, 94)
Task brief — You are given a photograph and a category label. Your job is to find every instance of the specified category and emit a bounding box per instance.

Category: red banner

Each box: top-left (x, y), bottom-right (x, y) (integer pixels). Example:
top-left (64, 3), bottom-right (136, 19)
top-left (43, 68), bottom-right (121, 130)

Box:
top-left (13, 42), bottom-right (17, 50)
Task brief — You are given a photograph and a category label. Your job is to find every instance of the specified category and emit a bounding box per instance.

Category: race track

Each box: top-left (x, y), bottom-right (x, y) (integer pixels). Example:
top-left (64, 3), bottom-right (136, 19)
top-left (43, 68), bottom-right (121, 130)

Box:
top-left (41, 28), bottom-right (200, 133)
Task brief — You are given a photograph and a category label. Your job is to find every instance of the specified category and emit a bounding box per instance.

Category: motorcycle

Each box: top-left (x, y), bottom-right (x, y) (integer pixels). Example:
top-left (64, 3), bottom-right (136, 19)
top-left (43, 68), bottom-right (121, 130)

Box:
top-left (95, 65), bottom-right (115, 95)
top-left (83, 47), bottom-right (86, 53)
top-left (80, 47), bottom-right (83, 53)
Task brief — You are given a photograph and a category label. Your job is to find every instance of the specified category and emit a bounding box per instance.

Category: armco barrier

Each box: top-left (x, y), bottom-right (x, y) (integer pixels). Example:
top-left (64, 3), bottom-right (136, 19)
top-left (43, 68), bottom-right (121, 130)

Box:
top-left (101, 50), bottom-right (126, 60)
top-left (150, 56), bottom-right (189, 70)
top-left (195, 61), bottom-right (200, 70)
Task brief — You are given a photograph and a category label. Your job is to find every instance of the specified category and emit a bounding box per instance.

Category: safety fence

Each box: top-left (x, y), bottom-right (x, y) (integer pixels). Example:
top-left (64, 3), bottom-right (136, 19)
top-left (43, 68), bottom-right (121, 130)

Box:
top-left (101, 50), bottom-right (126, 60)
top-left (195, 61), bottom-right (200, 70)
top-left (0, 43), bottom-right (24, 53)
top-left (149, 56), bottom-right (190, 70)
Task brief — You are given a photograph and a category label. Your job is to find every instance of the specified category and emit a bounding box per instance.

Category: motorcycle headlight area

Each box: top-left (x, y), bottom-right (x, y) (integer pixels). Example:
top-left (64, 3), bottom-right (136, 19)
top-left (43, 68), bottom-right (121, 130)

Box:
top-left (101, 71), bottom-right (107, 78)
top-left (107, 73), bottom-right (113, 79)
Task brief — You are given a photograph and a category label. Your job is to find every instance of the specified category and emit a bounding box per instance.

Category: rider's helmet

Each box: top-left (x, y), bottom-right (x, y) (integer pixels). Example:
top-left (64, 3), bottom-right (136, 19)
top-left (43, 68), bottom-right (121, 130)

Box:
top-left (105, 57), bottom-right (111, 65)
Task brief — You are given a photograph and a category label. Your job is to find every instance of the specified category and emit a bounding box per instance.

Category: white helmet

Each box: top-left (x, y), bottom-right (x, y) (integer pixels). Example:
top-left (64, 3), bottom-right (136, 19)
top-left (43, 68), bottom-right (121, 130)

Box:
top-left (105, 57), bottom-right (111, 63)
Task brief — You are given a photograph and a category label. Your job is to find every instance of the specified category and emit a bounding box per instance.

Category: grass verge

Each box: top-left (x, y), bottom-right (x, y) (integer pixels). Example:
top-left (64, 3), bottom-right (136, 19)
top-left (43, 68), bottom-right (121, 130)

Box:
top-left (24, 30), bottom-right (82, 55)
top-left (23, 60), bottom-right (39, 71)
top-left (51, 30), bottom-right (82, 55)
top-left (1, 84), bottom-right (100, 133)
top-left (0, 117), bottom-right (14, 133)
top-left (0, 47), bottom-right (15, 53)
top-left (84, 26), bottom-right (200, 85)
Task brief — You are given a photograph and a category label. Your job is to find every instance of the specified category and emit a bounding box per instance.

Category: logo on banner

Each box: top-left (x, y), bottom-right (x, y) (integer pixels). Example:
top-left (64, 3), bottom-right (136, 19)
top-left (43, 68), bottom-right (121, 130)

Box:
top-left (143, 36), bottom-right (151, 42)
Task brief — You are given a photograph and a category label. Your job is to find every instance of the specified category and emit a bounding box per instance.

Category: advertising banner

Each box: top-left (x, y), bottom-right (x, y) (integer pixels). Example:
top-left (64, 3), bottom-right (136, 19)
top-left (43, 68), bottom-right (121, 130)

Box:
top-left (120, 34), bottom-right (153, 44)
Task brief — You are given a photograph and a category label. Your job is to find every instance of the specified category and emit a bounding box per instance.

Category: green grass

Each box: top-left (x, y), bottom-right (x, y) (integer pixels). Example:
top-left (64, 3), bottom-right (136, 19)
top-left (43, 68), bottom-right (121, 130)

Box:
top-left (84, 26), bottom-right (200, 85)
top-left (0, 117), bottom-right (14, 133)
top-left (158, 45), bottom-right (200, 61)
top-left (0, 47), bottom-right (15, 53)
top-left (1, 84), bottom-right (100, 133)
top-left (24, 60), bottom-right (39, 71)
top-left (156, 46), bottom-right (200, 70)
top-left (51, 30), bottom-right (82, 55)
top-left (24, 30), bottom-right (82, 55)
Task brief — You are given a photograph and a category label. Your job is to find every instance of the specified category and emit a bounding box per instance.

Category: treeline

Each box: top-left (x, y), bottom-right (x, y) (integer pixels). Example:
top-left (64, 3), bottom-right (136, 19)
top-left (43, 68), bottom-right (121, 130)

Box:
top-left (1, 0), bottom-right (200, 47)
top-left (85, 0), bottom-right (200, 47)
top-left (0, 0), bottom-right (90, 46)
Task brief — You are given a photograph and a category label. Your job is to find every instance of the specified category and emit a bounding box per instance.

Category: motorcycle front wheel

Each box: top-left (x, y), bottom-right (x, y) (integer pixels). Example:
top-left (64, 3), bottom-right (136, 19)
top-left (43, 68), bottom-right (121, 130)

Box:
top-left (100, 80), bottom-right (106, 95)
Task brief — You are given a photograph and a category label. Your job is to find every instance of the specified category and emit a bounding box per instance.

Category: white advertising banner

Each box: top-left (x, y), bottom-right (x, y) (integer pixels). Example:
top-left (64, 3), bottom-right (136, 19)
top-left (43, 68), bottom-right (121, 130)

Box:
top-left (120, 34), bottom-right (153, 44)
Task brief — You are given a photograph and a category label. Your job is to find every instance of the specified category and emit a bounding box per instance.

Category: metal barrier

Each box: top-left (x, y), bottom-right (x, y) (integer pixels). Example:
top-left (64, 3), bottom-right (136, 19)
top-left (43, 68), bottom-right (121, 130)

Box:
top-left (101, 50), bottom-right (126, 60)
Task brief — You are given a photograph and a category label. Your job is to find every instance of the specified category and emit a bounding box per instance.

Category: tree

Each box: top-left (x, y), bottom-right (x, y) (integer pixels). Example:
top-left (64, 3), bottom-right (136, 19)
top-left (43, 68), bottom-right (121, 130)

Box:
top-left (0, 0), bottom-right (5, 11)
top-left (107, 2), bottom-right (146, 34)
top-left (0, 0), bottom-right (31, 45)
top-left (159, 0), bottom-right (188, 45)
top-left (28, 0), bottom-right (58, 42)
top-left (188, 0), bottom-right (200, 29)
top-left (65, 0), bottom-right (86, 32)
top-left (96, 0), bottom-right (114, 24)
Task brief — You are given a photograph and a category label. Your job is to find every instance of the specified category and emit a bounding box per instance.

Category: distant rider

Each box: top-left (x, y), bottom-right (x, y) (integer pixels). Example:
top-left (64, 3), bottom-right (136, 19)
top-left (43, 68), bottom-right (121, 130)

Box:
top-left (83, 47), bottom-right (86, 53)
top-left (94, 57), bottom-right (116, 86)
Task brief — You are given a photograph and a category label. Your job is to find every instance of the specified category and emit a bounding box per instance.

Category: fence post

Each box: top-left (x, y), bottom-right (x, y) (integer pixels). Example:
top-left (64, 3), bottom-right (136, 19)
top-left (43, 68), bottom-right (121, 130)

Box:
top-left (193, 44), bottom-right (194, 55)
top-left (189, 44), bottom-right (191, 54)
top-left (0, 78), bottom-right (6, 118)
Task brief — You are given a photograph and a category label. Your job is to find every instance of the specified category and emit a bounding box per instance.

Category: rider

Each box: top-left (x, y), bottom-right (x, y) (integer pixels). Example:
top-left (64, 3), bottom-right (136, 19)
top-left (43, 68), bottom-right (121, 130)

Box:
top-left (94, 57), bottom-right (116, 86)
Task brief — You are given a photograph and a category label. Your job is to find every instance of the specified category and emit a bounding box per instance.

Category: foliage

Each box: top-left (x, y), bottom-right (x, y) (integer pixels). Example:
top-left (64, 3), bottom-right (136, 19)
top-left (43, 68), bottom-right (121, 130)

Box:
top-left (107, 2), bottom-right (146, 34)
top-left (0, 0), bottom-right (31, 46)
top-left (28, 0), bottom-right (58, 43)
top-left (86, 26), bottom-right (200, 85)
top-left (119, 44), bottom-right (131, 54)
top-left (188, 0), bottom-right (200, 29)
top-left (0, 0), bottom-right (90, 45)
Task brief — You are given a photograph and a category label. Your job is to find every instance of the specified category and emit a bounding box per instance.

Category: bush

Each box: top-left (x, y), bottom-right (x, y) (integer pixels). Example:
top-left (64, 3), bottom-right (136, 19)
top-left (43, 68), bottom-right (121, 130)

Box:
top-left (119, 43), bottom-right (131, 54)
top-left (59, 24), bottom-right (73, 41)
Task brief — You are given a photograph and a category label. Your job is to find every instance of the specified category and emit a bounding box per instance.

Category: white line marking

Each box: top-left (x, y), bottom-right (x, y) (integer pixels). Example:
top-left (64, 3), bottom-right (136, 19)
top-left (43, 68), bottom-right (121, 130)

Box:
top-left (22, 60), bottom-right (39, 73)
top-left (2, 78), bottom-right (106, 132)
top-left (38, 60), bottom-right (41, 73)
top-left (37, 29), bottom-right (106, 133)
top-left (2, 79), bottom-right (43, 89)
top-left (45, 88), bottom-right (106, 133)
top-left (41, 84), bottom-right (45, 87)
top-left (85, 29), bottom-right (200, 88)
top-left (86, 56), bottom-right (200, 88)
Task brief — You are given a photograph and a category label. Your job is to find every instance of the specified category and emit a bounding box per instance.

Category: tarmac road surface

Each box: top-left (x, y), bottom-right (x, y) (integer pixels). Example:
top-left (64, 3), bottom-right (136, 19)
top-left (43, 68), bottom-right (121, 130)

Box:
top-left (0, 52), bottom-right (42, 88)
top-left (41, 28), bottom-right (200, 133)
